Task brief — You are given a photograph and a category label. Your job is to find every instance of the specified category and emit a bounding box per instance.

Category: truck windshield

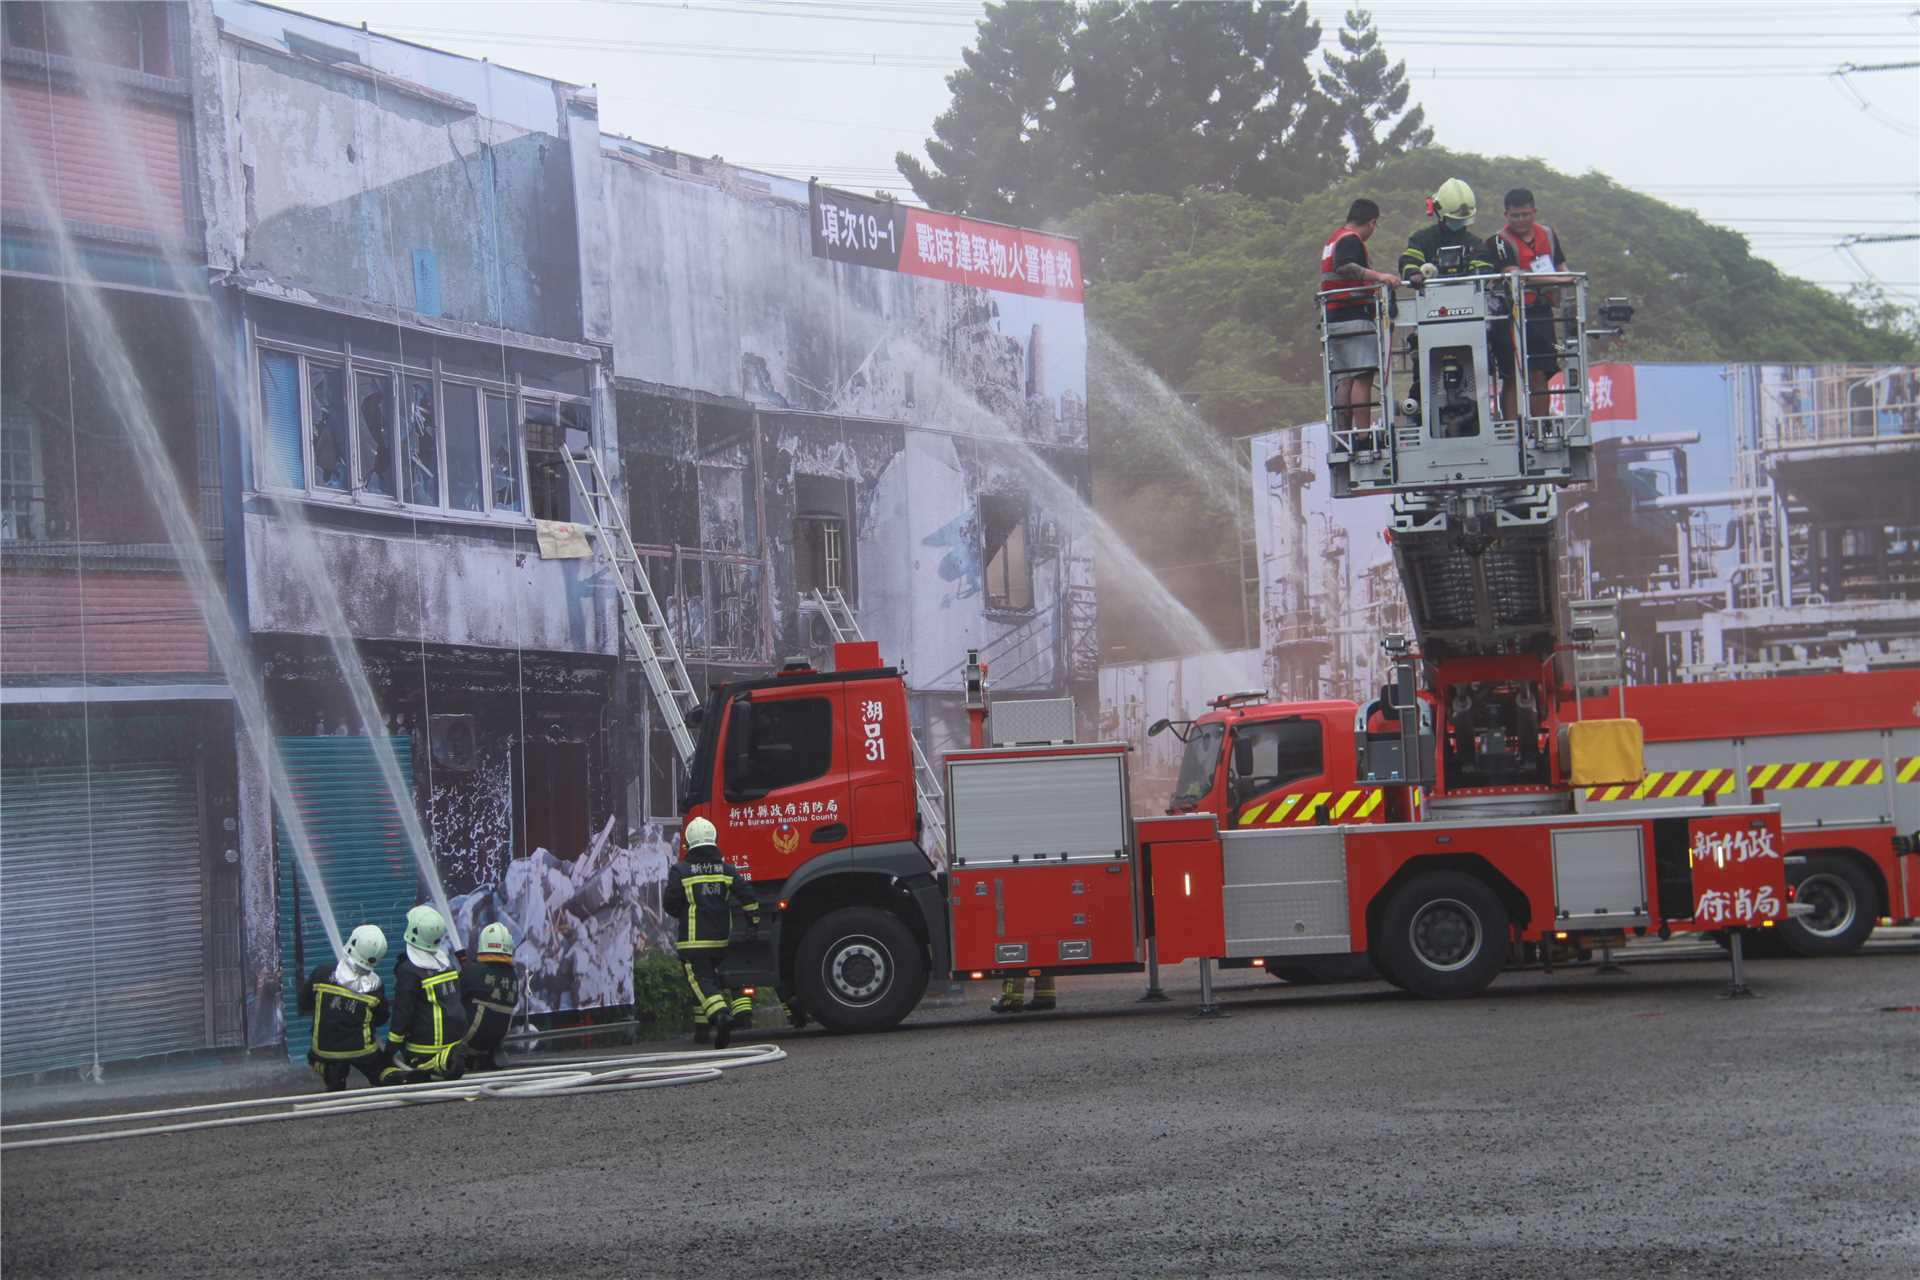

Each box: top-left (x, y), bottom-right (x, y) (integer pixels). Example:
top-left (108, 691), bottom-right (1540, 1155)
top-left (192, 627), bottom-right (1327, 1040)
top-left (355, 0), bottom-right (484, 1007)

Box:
top-left (1170, 723), bottom-right (1225, 808)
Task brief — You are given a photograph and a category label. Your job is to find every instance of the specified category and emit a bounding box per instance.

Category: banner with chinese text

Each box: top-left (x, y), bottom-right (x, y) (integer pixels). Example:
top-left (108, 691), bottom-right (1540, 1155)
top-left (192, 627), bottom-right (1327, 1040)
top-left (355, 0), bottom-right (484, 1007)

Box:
top-left (809, 182), bottom-right (1083, 303)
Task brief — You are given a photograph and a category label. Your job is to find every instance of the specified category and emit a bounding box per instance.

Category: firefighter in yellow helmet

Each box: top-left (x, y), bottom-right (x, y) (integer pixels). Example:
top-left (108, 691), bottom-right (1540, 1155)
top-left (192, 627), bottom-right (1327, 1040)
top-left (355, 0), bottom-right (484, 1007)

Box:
top-left (667, 816), bottom-right (760, 1049)
top-left (457, 922), bottom-right (520, 1072)
top-left (1399, 178), bottom-right (1495, 285)
top-left (384, 904), bottom-right (469, 1081)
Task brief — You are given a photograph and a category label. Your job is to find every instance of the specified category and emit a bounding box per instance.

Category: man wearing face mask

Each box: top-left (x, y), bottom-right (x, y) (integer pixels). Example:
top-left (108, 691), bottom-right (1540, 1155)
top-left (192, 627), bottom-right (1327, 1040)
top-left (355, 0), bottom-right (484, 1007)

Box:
top-left (1400, 178), bottom-right (1496, 286)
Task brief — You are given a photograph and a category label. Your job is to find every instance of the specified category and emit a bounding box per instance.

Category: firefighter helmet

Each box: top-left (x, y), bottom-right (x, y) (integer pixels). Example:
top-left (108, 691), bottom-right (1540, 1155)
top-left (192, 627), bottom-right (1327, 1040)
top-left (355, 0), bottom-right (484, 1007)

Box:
top-left (477, 922), bottom-right (514, 958)
top-left (403, 904), bottom-right (447, 951)
top-left (684, 816), bottom-right (719, 850)
top-left (345, 924), bottom-right (388, 972)
top-left (1430, 178), bottom-right (1476, 226)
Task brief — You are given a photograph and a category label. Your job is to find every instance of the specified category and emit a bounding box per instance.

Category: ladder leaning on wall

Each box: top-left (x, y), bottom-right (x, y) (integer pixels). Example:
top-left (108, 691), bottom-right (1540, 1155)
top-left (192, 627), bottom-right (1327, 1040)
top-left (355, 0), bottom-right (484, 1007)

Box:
top-left (809, 587), bottom-right (949, 863)
top-left (562, 447), bottom-right (702, 767)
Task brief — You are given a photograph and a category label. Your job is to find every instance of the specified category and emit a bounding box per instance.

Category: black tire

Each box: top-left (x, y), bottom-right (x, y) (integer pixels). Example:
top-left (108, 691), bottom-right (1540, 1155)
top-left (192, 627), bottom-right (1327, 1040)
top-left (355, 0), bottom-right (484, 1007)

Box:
top-left (1782, 854), bottom-right (1878, 957)
top-left (1375, 871), bottom-right (1511, 998)
top-left (794, 906), bottom-right (927, 1033)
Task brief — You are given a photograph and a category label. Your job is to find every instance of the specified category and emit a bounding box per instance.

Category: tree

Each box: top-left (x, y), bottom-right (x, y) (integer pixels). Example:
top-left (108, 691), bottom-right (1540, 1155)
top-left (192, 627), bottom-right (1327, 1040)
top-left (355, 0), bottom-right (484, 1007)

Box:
top-left (895, 1), bottom-right (1080, 225)
top-left (1318, 8), bottom-right (1432, 172)
top-left (897, 1), bottom-right (1339, 224)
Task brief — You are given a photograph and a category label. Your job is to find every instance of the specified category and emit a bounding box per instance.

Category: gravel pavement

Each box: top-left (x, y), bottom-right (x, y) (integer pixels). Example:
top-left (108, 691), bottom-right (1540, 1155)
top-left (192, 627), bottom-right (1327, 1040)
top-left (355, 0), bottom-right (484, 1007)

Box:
top-left (5, 942), bottom-right (1916, 1279)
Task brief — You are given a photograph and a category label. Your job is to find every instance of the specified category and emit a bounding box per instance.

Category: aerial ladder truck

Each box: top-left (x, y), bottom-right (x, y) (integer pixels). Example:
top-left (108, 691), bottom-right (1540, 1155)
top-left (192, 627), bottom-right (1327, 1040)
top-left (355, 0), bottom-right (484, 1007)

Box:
top-left (651, 264), bottom-right (1798, 1033)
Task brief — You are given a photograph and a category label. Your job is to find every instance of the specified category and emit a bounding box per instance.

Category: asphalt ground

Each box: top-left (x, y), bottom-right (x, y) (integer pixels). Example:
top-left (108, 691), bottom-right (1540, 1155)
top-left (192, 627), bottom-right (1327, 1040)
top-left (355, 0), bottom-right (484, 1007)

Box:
top-left (4, 938), bottom-right (1916, 1279)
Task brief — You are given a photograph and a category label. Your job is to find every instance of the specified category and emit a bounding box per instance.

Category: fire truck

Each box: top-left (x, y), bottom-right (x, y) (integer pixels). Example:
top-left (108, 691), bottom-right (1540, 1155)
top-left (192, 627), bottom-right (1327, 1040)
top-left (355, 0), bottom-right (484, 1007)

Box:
top-left (673, 264), bottom-right (1800, 1032)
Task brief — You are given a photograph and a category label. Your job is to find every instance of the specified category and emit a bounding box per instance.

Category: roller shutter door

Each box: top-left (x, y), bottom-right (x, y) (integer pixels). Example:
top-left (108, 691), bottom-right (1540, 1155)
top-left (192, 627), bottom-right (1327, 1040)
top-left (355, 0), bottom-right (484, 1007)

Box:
top-left (276, 737), bottom-right (420, 1062)
top-left (1, 763), bottom-right (207, 1076)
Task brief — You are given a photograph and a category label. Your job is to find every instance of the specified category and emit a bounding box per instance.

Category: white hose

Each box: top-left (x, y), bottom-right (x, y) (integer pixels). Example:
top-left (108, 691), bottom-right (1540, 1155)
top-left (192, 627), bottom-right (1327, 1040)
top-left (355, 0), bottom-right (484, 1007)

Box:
top-left (0, 1044), bottom-right (785, 1152)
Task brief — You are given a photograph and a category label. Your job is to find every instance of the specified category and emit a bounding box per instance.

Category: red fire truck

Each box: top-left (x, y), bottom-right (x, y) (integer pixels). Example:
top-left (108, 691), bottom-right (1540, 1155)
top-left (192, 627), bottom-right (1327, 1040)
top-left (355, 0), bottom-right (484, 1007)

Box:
top-left (673, 268), bottom-right (1799, 1031)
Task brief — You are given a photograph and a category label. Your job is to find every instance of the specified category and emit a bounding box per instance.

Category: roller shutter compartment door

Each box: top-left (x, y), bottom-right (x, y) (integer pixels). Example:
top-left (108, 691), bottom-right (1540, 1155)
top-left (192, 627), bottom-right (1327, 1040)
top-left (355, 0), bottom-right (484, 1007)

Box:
top-left (1, 763), bottom-right (207, 1077)
top-left (276, 737), bottom-right (420, 1062)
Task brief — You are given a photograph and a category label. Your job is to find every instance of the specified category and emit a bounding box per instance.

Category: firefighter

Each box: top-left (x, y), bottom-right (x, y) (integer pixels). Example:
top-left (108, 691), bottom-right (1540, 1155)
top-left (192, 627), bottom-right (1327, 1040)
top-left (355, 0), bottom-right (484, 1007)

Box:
top-left (991, 973), bottom-right (1057, 1014)
top-left (458, 922), bottom-right (520, 1072)
top-left (667, 816), bottom-right (760, 1050)
top-left (297, 924), bottom-right (393, 1091)
top-left (386, 904), bottom-right (470, 1081)
top-left (1399, 179), bottom-right (1496, 284)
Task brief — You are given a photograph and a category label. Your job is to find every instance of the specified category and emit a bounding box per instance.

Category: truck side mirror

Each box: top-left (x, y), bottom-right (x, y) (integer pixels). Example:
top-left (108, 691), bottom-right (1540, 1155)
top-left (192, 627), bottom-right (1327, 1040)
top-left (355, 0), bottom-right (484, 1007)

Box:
top-left (1147, 718), bottom-right (1170, 738)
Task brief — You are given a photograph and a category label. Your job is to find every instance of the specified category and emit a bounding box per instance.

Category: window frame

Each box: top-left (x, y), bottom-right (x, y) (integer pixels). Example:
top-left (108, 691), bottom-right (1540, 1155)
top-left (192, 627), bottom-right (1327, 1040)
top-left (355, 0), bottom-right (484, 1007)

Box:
top-left (979, 492), bottom-right (1035, 615)
top-left (250, 328), bottom-right (588, 527)
top-left (1229, 718), bottom-right (1325, 798)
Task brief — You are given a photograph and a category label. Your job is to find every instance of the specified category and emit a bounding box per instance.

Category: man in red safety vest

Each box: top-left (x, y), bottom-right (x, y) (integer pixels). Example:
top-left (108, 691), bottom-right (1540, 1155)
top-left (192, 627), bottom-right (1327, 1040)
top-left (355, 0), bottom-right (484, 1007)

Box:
top-left (1491, 188), bottom-right (1575, 421)
top-left (1318, 199), bottom-right (1401, 440)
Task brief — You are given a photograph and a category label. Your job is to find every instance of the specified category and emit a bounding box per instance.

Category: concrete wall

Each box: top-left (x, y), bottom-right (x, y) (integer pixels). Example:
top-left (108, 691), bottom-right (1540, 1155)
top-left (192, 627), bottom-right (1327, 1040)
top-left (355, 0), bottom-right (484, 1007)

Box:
top-left (208, 1), bottom-right (593, 341)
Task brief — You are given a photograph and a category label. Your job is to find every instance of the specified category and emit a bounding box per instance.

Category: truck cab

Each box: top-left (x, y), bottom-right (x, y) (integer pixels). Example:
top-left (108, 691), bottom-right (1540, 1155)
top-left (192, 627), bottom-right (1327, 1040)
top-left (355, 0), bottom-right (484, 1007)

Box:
top-left (1159, 692), bottom-right (1405, 829)
top-left (678, 642), bottom-right (946, 1031)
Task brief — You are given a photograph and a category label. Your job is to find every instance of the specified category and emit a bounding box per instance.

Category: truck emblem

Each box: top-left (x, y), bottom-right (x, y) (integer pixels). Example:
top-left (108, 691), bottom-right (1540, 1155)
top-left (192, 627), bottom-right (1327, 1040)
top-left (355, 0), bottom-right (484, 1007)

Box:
top-left (771, 824), bottom-right (800, 855)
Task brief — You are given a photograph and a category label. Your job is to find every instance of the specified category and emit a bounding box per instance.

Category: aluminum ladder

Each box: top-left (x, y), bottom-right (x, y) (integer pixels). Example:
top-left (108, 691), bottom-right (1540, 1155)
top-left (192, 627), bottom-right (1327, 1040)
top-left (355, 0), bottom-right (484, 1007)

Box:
top-left (808, 587), bottom-right (948, 862)
top-left (563, 446), bottom-right (701, 766)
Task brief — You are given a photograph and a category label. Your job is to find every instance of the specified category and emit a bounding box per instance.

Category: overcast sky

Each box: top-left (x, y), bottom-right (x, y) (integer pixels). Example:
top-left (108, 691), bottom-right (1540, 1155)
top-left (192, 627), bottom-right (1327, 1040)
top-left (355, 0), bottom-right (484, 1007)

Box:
top-left (305, 0), bottom-right (1920, 303)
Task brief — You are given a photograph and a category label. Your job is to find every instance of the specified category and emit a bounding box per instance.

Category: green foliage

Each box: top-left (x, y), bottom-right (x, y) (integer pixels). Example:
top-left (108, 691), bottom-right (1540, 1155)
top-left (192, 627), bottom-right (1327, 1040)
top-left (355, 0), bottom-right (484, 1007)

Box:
top-left (1071, 148), bottom-right (1920, 655)
top-left (897, 1), bottom-right (1341, 223)
top-left (632, 949), bottom-right (696, 1037)
top-left (1319, 8), bottom-right (1432, 172)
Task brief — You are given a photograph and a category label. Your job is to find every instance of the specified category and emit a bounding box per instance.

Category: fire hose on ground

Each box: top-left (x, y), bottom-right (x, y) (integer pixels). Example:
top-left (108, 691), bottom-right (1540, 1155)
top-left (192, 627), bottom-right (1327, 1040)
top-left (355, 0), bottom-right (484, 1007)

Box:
top-left (0, 1044), bottom-right (786, 1152)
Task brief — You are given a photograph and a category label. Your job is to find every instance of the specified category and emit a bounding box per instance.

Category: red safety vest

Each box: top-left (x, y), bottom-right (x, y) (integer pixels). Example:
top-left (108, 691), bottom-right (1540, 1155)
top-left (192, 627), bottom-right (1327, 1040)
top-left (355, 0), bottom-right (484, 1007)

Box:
top-left (1319, 226), bottom-right (1371, 314)
top-left (1496, 222), bottom-right (1558, 307)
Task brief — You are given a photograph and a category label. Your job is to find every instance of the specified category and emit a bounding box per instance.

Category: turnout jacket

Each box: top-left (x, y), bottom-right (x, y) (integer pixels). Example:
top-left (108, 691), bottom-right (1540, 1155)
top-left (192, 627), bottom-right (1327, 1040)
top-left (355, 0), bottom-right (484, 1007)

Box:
top-left (298, 964), bottom-right (389, 1059)
top-left (459, 956), bottom-right (521, 1052)
top-left (1400, 223), bottom-right (1496, 281)
top-left (665, 850), bottom-right (760, 951)
top-left (389, 953), bottom-right (469, 1055)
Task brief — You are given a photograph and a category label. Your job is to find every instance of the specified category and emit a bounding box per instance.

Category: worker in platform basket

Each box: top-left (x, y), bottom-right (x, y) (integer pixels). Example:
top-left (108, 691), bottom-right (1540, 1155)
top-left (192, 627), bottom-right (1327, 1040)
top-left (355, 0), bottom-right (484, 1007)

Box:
top-left (386, 904), bottom-right (470, 1081)
top-left (298, 924), bottom-right (394, 1091)
top-left (668, 816), bottom-right (761, 1050)
top-left (1399, 178), bottom-right (1495, 285)
top-left (1320, 198), bottom-right (1402, 439)
top-left (1491, 187), bottom-right (1574, 421)
top-left (457, 922), bottom-right (521, 1072)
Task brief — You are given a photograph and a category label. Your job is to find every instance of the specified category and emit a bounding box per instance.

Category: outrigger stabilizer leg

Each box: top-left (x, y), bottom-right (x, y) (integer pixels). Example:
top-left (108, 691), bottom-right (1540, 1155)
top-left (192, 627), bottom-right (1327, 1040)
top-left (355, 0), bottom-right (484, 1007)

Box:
top-left (1720, 930), bottom-right (1757, 999)
top-left (1191, 957), bottom-right (1228, 1020)
top-left (1139, 937), bottom-right (1170, 1003)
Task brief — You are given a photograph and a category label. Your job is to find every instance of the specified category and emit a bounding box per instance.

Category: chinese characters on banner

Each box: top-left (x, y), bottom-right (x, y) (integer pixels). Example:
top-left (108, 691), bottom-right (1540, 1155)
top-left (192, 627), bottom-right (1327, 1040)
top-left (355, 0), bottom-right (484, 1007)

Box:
top-left (1548, 361), bottom-right (1638, 421)
top-left (1687, 817), bottom-right (1785, 926)
top-left (807, 182), bottom-right (1084, 303)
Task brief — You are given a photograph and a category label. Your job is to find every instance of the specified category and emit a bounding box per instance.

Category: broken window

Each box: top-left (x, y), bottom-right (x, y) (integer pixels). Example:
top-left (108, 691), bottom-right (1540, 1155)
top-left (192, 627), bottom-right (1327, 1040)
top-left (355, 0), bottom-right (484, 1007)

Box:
top-left (981, 493), bottom-right (1034, 613)
top-left (443, 385), bottom-right (484, 513)
top-left (253, 318), bottom-right (587, 521)
top-left (308, 362), bottom-right (349, 492)
top-left (648, 714), bottom-right (684, 822)
top-left (402, 378), bottom-right (438, 506)
top-left (354, 370), bottom-right (395, 498)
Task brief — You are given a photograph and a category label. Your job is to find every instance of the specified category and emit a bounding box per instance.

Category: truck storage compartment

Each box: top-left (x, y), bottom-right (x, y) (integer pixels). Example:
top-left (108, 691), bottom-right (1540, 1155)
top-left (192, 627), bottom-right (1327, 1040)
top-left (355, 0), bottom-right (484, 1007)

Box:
top-left (1218, 828), bottom-right (1352, 958)
top-left (944, 743), bottom-right (1139, 971)
top-left (1550, 824), bottom-right (1650, 928)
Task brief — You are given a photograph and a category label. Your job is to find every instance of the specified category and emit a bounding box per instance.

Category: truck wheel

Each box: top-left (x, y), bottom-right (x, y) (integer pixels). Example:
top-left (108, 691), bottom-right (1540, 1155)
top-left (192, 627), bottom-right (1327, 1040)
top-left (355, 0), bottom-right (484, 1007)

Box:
top-left (1782, 854), bottom-right (1877, 957)
top-left (1376, 872), bottom-right (1510, 998)
top-left (795, 907), bottom-right (927, 1033)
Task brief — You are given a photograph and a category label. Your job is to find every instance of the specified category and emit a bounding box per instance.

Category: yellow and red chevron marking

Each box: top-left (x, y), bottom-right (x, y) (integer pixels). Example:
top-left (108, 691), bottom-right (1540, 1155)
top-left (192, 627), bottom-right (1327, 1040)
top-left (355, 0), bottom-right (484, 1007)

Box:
top-left (1585, 756), bottom-right (1917, 802)
top-left (1238, 788), bottom-right (1384, 826)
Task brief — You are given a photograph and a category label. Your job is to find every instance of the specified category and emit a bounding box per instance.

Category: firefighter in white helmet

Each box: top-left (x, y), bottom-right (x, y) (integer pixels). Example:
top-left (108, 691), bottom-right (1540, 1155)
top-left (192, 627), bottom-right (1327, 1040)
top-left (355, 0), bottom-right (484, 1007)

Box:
top-left (298, 924), bottom-right (394, 1090)
top-left (457, 922), bottom-right (521, 1072)
top-left (667, 816), bottom-right (760, 1049)
top-left (385, 904), bottom-right (469, 1081)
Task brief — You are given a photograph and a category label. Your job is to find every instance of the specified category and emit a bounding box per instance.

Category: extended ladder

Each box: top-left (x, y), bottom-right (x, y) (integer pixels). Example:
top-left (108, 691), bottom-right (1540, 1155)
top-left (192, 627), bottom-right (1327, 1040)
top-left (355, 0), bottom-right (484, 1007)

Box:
top-left (809, 587), bottom-right (948, 861)
top-left (563, 447), bottom-right (701, 765)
